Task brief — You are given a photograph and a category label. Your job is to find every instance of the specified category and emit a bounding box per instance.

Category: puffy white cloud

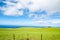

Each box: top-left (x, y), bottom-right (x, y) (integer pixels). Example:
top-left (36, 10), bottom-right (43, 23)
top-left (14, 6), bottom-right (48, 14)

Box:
top-left (0, 0), bottom-right (60, 20)
top-left (28, 0), bottom-right (60, 13)
top-left (3, 6), bottom-right (24, 16)
top-left (0, 0), bottom-right (60, 27)
top-left (0, 0), bottom-right (24, 16)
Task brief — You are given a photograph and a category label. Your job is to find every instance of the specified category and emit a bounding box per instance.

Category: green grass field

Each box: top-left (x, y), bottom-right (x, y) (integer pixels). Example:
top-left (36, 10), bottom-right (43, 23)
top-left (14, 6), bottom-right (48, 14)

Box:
top-left (0, 28), bottom-right (60, 40)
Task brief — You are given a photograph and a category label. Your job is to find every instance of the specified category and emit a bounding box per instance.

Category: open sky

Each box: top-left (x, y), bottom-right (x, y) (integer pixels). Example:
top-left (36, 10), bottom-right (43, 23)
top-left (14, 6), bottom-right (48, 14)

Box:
top-left (0, 0), bottom-right (60, 27)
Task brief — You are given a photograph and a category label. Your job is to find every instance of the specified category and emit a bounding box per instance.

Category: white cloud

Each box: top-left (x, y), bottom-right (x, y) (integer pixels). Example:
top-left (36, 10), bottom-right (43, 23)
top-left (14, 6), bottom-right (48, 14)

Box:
top-left (48, 20), bottom-right (60, 24)
top-left (3, 6), bottom-right (24, 16)
top-left (0, 0), bottom-right (60, 27)
top-left (27, 0), bottom-right (60, 13)
top-left (0, 19), bottom-right (60, 26)
top-left (31, 20), bottom-right (60, 26)
top-left (1, 0), bottom-right (24, 16)
top-left (0, 0), bottom-right (60, 19)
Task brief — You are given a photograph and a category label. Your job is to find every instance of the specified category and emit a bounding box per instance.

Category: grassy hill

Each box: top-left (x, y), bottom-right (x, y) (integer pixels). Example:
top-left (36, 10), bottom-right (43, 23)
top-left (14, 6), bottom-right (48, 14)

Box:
top-left (0, 28), bottom-right (60, 40)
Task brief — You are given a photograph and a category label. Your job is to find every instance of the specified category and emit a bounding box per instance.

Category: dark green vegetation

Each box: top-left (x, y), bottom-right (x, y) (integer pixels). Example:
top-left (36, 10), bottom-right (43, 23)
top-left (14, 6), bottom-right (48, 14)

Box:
top-left (0, 28), bottom-right (60, 40)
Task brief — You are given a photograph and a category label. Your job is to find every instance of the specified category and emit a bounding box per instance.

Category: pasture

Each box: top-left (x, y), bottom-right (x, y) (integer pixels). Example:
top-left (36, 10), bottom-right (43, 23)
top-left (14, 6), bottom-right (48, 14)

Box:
top-left (0, 28), bottom-right (60, 40)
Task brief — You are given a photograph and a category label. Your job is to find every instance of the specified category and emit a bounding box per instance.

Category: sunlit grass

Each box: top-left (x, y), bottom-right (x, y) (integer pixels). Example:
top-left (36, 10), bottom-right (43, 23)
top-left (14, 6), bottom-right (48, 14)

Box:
top-left (0, 28), bottom-right (60, 40)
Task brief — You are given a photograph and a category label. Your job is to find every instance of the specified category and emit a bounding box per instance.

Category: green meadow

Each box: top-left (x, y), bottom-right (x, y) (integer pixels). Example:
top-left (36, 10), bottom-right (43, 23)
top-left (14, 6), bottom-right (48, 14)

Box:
top-left (0, 28), bottom-right (60, 40)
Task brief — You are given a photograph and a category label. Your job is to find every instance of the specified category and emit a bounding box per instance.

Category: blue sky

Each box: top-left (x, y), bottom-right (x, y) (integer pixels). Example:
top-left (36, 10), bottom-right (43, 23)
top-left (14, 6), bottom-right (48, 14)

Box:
top-left (0, 0), bottom-right (60, 27)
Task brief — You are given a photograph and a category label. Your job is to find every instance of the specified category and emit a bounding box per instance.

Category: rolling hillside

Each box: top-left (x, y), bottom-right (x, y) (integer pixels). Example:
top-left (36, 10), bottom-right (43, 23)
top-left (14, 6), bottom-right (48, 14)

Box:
top-left (0, 28), bottom-right (60, 40)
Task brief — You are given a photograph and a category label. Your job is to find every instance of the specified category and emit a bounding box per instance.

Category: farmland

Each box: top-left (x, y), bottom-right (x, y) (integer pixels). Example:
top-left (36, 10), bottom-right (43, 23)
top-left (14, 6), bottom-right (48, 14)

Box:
top-left (0, 28), bottom-right (60, 40)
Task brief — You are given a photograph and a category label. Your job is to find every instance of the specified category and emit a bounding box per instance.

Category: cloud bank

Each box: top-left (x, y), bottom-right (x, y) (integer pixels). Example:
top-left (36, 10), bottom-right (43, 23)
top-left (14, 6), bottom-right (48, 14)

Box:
top-left (0, 0), bottom-right (60, 26)
top-left (0, 0), bottom-right (60, 16)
